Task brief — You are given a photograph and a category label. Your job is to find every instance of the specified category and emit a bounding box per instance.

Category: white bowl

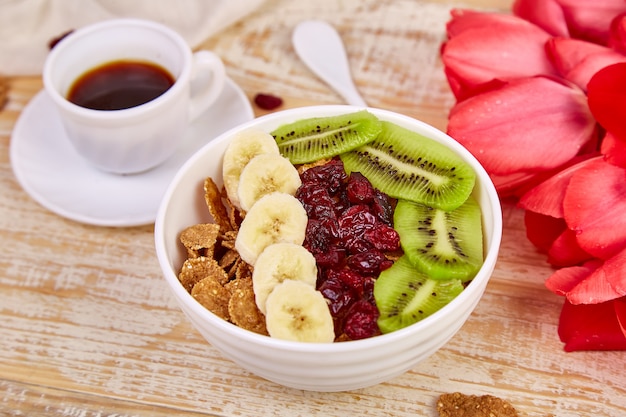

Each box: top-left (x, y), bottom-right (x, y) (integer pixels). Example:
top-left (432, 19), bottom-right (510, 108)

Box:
top-left (154, 105), bottom-right (502, 392)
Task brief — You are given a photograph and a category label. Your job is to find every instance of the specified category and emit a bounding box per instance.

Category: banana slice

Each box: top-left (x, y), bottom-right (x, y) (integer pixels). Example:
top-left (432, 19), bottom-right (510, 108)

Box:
top-left (265, 280), bottom-right (335, 343)
top-left (235, 192), bottom-right (308, 265)
top-left (222, 128), bottom-right (280, 209)
top-left (252, 242), bottom-right (318, 314)
top-left (237, 153), bottom-right (302, 212)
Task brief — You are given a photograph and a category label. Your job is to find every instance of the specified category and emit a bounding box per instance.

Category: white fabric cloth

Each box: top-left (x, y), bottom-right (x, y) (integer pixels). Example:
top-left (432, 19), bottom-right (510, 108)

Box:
top-left (0, 0), bottom-right (265, 75)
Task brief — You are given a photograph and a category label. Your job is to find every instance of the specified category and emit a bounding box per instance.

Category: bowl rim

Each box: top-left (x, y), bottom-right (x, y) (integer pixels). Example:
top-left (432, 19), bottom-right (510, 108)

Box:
top-left (155, 104), bottom-right (503, 352)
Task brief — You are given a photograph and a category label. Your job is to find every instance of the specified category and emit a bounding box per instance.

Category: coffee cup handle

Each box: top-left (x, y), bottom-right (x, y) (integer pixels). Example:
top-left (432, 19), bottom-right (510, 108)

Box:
top-left (188, 50), bottom-right (227, 122)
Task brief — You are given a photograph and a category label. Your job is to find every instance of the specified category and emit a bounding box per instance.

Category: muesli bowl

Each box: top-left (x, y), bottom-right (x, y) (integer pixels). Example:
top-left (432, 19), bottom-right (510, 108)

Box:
top-left (154, 105), bottom-right (502, 392)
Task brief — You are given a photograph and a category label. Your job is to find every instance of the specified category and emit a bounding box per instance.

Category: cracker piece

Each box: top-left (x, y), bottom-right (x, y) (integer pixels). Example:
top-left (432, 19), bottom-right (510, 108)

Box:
top-left (204, 177), bottom-right (232, 233)
top-left (191, 276), bottom-right (231, 321)
top-left (180, 223), bottom-right (221, 258)
top-left (437, 392), bottom-right (519, 417)
top-left (179, 257), bottom-right (229, 291)
top-left (225, 277), bottom-right (268, 335)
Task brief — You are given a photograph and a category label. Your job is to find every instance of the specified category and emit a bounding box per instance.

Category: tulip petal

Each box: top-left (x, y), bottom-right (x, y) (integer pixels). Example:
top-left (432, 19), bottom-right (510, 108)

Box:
top-left (557, 0), bottom-right (626, 45)
top-left (489, 171), bottom-right (539, 197)
top-left (447, 77), bottom-right (596, 175)
top-left (567, 260), bottom-right (626, 305)
top-left (513, 0), bottom-right (570, 37)
top-left (548, 228), bottom-right (594, 267)
top-left (446, 9), bottom-right (530, 37)
top-left (609, 13), bottom-right (626, 54)
top-left (601, 131), bottom-right (626, 168)
top-left (546, 37), bottom-right (626, 91)
top-left (524, 211), bottom-right (567, 253)
top-left (615, 297), bottom-right (626, 336)
top-left (563, 158), bottom-right (626, 259)
top-left (606, 249), bottom-right (626, 295)
top-left (518, 156), bottom-right (597, 218)
top-left (442, 11), bottom-right (557, 100)
top-left (558, 298), bottom-right (626, 351)
top-left (546, 37), bottom-right (611, 74)
top-left (565, 248), bottom-right (626, 305)
top-left (545, 259), bottom-right (601, 296)
top-left (588, 62), bottom-right (626, 141)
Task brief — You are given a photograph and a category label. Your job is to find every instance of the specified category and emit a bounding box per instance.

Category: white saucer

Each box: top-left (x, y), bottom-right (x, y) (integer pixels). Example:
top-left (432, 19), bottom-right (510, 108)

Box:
top-left (10, 78), bottom-right (254, 227)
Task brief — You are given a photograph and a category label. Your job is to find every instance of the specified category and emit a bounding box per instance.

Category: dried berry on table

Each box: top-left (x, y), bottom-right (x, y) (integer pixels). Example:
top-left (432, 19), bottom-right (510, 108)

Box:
top-left (254, 93), bottom-right (283, 110)
top-left (48, 29), bottom-right (74, 49)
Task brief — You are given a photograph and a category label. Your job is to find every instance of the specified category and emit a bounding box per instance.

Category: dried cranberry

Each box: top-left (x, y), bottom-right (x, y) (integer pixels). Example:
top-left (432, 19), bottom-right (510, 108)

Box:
top-left (338, 205), bottom-right (377, 237)
top-left (362, 276), bottom-right (377, 304)
top-left (303, 219), bottom-right (331, 253)
top-left (346, 238), bottom-right (374, 254)
top-left (318, 275), bottom-right (356, 318)
top-left (335, 269), bottom-right (366, 297)
top-left (320, 217), bottom-right (340, 239)
top-left (48, 29), bottom-right (74, 49)
top-left (254, 93), bottom-right (283, 110)
top-left (301, 159), bottom-right (347, 194)
top-left (337, 205), bottom-right (377, 252)
top-left (343, 300), bottom-right (380, 340)
top-left (371, 189), bottom-right (394, 226)
top-left (347, 250), bottom-right (387, 275)
top-left (313, 246), bottom-right (346, 268)
top-left (296, 183), bottom-right (337, 220)
top-left (346, 172), bottom-right (375, 204)
top-left (379, 258), bottom-right (394, 272)
top-left (334, 189), bottom-right (351, 214)
top-left (364, 224), bottom-right (401, 251)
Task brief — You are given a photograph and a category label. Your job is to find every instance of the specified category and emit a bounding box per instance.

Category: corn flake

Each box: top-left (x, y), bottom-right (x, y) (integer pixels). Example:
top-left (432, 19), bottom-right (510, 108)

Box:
top-left (180, 223), bottom-right (221, 258)
top-left (179, 256), bottom-right (229, 291)
top-left (221, 231), bottom-right (238, 250)
top-left (222, 186), bottom-right (245, 230)
top-left (235, 260), bottom-right (253, 281)
top-left (219, 249), bottom-right (240, 271)
top-left (191, 275), bottom-right (231, 321)
top-left (226, 277), bottom-right (268, 335)
top-left (204, 177), bottom-right (232, 233)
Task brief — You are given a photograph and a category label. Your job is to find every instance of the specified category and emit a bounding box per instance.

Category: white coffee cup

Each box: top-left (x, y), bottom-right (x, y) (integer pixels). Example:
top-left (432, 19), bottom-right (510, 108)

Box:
top-left (43, 18), bottom-right (226, 174)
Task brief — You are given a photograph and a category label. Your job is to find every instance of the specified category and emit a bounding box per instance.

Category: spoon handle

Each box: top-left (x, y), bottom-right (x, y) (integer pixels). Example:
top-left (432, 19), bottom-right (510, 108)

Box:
top-left (292, 20), bottom-right (367, 107)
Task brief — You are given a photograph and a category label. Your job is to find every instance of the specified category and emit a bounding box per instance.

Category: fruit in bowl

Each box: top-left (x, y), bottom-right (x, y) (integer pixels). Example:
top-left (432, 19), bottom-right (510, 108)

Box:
top-left (154, 105), bottom-right (502, 392)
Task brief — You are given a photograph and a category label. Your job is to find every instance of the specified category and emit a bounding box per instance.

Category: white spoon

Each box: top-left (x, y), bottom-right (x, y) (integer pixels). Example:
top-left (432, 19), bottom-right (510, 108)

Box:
top-left (292, 20), bottom-right (367, 106)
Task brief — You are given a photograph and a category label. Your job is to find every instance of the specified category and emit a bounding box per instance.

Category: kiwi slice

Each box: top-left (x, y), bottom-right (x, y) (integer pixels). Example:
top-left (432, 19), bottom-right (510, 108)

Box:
top-left (394, 196), bottom-right (483, 282)
top-left (374, 255), bottom-right (464, 333)
top-left (271, 110), bottom-right (382, 164)
top-left (340, 121), bottom-right (476, 210)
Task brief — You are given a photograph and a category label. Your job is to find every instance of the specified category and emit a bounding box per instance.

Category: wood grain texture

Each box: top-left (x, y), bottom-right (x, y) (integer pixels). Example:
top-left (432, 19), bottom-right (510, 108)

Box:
top-left (1, 0), bottom-right (625, 416)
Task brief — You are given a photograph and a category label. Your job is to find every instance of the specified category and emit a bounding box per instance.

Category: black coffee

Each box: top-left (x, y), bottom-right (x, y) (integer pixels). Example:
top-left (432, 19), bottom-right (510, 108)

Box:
top-left (67, 60), bottom-right (175, 110)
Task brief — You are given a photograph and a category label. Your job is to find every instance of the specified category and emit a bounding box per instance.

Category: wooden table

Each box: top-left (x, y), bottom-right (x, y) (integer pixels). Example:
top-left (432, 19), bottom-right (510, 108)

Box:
top-left (1, 0), bottom-right (624, 415)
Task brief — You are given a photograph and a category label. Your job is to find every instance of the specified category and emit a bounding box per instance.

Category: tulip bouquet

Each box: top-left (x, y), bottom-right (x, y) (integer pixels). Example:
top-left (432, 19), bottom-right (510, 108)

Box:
top-left (440, 0), bottom-right (626, 351)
